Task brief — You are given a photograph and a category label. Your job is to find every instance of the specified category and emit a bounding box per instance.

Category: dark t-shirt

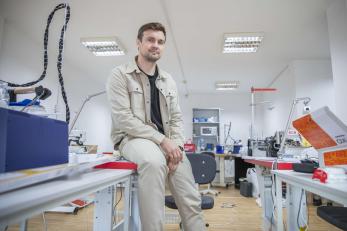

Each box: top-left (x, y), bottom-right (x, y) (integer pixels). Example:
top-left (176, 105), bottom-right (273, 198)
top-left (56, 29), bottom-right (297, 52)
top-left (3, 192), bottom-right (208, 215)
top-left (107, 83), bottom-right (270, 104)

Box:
top-left (138, 66), bottom-right (164, 134)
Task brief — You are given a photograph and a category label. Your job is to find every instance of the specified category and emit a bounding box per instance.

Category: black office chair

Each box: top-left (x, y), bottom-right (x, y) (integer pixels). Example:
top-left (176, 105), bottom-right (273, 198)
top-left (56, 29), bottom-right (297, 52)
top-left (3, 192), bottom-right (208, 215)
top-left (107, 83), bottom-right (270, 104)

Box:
top-left (317, 206), bottom-right (347, 230)
top-left (200, 151), bottom-right (220, 195)
top-left (165, 153), bottom-right (217, 229)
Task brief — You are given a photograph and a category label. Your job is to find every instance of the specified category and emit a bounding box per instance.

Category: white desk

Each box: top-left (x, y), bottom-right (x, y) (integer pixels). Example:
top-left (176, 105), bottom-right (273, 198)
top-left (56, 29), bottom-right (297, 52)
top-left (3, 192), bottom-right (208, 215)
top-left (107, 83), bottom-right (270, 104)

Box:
top-left (213, 154), bottom-right (228, 187)
top-left (243, 157), bottom-right (296, 231)
top-left (0, 168), bottom-right (139, 231)
top-left (272, 170), bottom-right (347, 231)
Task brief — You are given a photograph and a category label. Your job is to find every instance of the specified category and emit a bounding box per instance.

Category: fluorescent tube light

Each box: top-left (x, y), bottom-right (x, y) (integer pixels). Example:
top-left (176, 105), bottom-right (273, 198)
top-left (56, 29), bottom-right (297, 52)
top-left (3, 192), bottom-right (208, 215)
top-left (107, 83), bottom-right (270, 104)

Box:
top-left (223, 33), bottom-right (264, 53)
top-left (80, 37), bottom-right (125, 56)
top-left (215, 81), bottom-right (240, 90)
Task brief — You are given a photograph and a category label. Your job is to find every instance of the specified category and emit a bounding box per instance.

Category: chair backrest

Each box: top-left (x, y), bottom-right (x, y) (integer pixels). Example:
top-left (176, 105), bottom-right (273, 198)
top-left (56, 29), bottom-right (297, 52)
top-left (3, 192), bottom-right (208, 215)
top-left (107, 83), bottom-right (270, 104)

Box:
top-left (200, 151), bottom-right (215, 159)
top-left (186, 153), bottom-right (217, 184)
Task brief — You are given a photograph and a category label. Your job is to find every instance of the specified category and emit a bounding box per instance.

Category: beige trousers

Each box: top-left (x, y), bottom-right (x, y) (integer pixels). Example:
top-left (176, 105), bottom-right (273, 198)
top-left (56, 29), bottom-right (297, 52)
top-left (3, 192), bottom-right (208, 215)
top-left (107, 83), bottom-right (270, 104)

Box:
top-left (121, 138), bottom-right (205, 231)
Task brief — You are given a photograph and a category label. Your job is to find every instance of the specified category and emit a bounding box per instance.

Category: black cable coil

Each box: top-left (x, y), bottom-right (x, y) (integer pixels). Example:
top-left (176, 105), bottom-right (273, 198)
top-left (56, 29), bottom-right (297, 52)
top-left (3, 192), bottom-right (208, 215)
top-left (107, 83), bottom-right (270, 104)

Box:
top-left (4, 3), bottom-right (71, 124)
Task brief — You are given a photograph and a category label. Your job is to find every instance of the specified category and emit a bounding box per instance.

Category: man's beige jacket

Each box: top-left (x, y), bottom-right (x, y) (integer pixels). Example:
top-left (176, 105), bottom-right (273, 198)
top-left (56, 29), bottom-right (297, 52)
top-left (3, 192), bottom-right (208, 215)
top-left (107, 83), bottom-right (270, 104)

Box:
top-left (106, 57), bottom-right (185, 151)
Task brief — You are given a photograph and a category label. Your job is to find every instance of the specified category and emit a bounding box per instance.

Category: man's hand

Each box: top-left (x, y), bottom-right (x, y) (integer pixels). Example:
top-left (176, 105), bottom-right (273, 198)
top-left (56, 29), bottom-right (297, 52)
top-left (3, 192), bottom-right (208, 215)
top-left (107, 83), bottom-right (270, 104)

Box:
top-left (167, 159), bottom-right (178, 172)
top-left (160, 137), bottom-right (183, 172)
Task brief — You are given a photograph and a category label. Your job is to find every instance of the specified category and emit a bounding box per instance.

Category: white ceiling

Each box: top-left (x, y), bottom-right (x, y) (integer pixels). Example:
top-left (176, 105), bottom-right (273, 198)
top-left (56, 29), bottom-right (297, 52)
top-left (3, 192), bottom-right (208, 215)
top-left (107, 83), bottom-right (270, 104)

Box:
top-left (0, 0), bottom-right (334, 95)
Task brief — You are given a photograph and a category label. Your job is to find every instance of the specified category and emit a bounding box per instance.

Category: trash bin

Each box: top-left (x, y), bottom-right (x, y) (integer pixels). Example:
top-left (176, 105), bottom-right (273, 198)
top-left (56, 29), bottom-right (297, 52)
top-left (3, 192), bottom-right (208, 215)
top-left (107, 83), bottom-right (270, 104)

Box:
top-left (240, 181), bottom-right (253, 197)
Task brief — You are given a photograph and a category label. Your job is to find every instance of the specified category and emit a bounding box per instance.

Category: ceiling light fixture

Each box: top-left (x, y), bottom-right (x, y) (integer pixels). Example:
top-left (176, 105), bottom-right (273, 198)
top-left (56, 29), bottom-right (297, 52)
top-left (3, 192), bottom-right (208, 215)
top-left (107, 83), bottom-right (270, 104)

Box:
top-left (223, 33), bottom-right (264, 53)
top-left (215, 81), bottom-right (240, 90)
top-left (80, 37), bottom-right (125, 56)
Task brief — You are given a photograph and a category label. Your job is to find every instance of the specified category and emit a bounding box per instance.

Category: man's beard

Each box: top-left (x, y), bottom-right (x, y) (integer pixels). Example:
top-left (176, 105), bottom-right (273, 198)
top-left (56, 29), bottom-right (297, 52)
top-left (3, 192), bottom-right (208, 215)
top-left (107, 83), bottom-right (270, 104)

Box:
top-left (144, 51), bottom-right (161, 62)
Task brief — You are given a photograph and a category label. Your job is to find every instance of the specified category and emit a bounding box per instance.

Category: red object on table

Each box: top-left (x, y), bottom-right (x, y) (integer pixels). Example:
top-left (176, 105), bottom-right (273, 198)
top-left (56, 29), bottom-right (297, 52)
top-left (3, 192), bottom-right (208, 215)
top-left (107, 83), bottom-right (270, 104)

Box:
top-left (94, 161), bottom-right (138, 170)
top-left (184, 143), bottom-right (196, 153)
top-left (312, 168), bottom-right (328, 183)
top-left (244, 159), bottom-right (293, 170)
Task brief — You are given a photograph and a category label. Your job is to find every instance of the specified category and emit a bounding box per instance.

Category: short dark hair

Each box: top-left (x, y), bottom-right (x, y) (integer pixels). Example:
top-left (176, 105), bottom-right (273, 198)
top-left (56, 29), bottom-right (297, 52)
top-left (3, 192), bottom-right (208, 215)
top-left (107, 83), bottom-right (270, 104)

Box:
top-left (137, 22), bottom-right (166, 41)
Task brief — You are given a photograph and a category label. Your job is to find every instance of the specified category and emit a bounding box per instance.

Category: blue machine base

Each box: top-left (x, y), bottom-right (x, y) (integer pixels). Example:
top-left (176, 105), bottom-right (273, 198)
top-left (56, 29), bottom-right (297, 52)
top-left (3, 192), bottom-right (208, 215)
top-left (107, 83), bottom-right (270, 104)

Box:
top-left (0, 108), bottom-right (68, 173)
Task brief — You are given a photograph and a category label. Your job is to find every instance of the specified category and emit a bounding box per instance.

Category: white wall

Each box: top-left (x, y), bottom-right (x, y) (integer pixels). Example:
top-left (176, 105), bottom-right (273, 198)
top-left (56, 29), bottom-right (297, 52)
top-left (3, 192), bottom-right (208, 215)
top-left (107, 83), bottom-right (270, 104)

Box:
top-left (327, 0), bottom-right (347, 124)
top-left (0, 13), bottom-right (113, 152)
top-left (293, 60), bottom-right (334, 113)
top-left (0, 15), bottom-right (4, 55)
top-left (263, 60), bottom-right (334, 137)
top-left (180, 92), bottom-right (251, 146)
top-left (263, 65), bottom-right (296, 137)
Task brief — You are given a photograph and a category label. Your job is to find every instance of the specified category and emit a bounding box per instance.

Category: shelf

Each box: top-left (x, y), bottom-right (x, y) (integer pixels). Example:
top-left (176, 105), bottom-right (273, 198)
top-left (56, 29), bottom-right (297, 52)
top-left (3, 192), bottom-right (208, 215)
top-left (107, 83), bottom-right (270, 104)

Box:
top-left (192, 108), bottom-right (221, 151)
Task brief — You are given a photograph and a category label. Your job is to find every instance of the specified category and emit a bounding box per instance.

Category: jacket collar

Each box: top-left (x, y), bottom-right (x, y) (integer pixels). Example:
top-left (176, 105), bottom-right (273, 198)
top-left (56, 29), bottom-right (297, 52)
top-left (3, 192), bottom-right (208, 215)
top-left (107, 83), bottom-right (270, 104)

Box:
top-left (125, 56), bottom-right (167, 79)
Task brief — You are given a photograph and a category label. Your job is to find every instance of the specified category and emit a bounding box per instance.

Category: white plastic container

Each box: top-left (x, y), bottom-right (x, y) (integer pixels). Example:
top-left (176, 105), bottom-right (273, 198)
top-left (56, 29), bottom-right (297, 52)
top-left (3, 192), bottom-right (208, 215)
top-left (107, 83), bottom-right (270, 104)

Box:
top-left (0, 82), bottom-right (9, 108)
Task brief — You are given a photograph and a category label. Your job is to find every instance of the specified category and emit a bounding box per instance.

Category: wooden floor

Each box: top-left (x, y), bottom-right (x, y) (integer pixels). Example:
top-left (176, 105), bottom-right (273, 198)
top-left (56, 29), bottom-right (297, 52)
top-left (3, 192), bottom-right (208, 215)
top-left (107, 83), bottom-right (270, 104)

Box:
top-left (7, 186), bottom-right (341, 231)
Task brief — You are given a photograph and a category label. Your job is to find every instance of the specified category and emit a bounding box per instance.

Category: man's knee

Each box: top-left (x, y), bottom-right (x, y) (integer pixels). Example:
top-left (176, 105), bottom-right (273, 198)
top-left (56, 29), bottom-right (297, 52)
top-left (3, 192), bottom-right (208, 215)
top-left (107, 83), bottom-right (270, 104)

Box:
top-left (179, 187), bottom-right (201, 204)
top-left (122, 138), bottom-right (166, 162)
top-left (140, 158), bottom-right (167, 174)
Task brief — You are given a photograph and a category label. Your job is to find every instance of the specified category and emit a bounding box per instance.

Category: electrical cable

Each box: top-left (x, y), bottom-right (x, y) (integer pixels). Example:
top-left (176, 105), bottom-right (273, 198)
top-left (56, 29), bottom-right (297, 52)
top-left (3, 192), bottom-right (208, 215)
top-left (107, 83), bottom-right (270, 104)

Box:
top-left (270, 159), bottom-right (287, 231)
top-left (269, 159), bottom-right (278, 231)
top-left (224, 122), bottom-right (237, 146)
top-left (224, 122), bottom-right (232, 144)
top-left (299, 190), bottom-right (310, 231)
top-left (302, 191), bottom-right (310, 230)
top-left (3, 3), bottom-right (71, 123)
top-left (269, 175), bottom-right (275, 231)
top-left (42, 212), bottom-right (47, 231)
top-left (112, 186), bottom-right (123, 225)
top-left (115, 188), bottom-right (123, 205)
top-left (297, 189), bottom-right (304, 229)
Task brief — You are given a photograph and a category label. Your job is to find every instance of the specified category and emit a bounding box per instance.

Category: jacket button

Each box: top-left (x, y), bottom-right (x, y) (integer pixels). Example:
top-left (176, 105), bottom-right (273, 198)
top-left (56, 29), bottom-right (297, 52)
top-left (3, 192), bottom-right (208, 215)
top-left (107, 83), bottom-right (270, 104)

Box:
top-left (147, 84), bottom-right (149, 86)
top-left (147, 101), bottom-right (149, 104)
top-left (165, 122), bottom-right (168, 124)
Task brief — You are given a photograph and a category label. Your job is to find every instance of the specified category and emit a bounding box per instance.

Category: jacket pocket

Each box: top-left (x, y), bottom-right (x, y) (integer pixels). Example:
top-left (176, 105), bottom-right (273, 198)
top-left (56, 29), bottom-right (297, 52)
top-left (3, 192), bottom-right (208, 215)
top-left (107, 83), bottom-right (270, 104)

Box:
top-left (165, 89), bottom-right (177, 116)
top-left (128, 82), bottom-right (145, 121)
top-left (128, 83), bottom-right (144, 108)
